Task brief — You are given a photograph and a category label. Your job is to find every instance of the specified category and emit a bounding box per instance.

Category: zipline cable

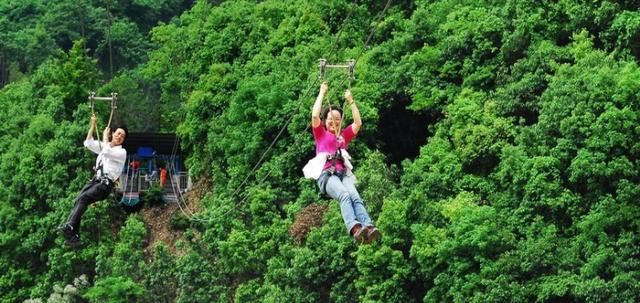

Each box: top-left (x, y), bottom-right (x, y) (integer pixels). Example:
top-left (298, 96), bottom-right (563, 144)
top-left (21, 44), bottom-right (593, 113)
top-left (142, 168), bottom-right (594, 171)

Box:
top-left (189, 0), bottom-right (393, 223)
top-left (229, 0), bottom-right (361, 200)
top-left (168, 3), bottom-right (211, 219)
top-left (172, 1), bottom-right (361, 223)
top-left (188, 1), bottom-right (365, 222)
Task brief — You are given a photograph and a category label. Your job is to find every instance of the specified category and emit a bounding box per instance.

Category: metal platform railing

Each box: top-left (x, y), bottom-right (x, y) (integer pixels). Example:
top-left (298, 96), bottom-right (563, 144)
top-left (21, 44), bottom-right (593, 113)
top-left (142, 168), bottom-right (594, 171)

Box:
top-left (117, 171), bottom-right (190, 193)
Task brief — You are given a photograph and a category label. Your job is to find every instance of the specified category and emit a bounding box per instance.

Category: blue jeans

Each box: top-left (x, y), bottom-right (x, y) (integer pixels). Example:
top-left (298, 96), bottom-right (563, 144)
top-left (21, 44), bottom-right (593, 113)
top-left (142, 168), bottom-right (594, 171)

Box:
top-left (317, 171), bottom-right (373, 233)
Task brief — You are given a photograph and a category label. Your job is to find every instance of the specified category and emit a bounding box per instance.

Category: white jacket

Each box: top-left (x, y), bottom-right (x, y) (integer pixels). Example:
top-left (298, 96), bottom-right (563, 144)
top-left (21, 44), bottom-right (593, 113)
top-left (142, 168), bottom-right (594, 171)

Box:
top-left (302, 149), bottom-right (354, 180)
top-left (84, 139), bottom-right (127, 181)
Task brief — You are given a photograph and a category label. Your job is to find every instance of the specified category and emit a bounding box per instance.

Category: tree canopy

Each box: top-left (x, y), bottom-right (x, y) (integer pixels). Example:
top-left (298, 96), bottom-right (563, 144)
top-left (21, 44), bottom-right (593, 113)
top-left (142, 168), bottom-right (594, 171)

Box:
top-left (2, 0), bottom-right (640, 302)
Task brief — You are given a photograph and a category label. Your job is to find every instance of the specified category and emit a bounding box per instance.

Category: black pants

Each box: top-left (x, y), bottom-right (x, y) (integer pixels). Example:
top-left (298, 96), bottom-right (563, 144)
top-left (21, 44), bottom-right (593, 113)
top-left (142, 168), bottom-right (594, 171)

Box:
top-left (66, 177), bottom-right (114, 233)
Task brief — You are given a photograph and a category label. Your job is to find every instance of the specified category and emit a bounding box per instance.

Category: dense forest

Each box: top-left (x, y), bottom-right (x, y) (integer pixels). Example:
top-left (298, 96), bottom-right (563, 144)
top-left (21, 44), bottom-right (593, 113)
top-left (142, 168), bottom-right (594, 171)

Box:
top-left (2, 0), bottom-right (640, 302)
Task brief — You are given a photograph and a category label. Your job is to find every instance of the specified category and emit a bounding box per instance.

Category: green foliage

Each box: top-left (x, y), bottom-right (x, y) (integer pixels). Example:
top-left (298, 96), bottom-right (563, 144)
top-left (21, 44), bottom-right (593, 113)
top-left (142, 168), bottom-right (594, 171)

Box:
top-left (84, 276), bottom-right (147, 303)
top-left (86, 216), bottom-right (147, 302)
top-left (0, 42), bottom-right (102, 302)
top-left (141, 184), bottom-right (166, 207)
top-left (0, 0), bottom-right (192, 82)
top-left (170, 211), bottom-right (191, 231)
top-left (144, 244), bottom-right (178, 303)
top-left (3, 0), bottom-right (640, 302)
top-left (109, 216), bottom-right (147, 278)
top-left (25, 274), bottom-right (89, 303)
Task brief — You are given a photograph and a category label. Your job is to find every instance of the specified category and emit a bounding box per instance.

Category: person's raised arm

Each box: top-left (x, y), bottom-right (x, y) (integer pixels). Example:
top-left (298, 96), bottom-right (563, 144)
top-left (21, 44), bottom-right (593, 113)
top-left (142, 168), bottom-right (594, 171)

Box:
top-left (102, 126), bottom-right (111, 147)
top-left (86, 114), bottom-right (97, 141)
top-left (84, 114), bottom-right (102, 154)
top-left (344, 90), bottom-right (362, 134)
top-left (312, 82), bottom-right (328, 128)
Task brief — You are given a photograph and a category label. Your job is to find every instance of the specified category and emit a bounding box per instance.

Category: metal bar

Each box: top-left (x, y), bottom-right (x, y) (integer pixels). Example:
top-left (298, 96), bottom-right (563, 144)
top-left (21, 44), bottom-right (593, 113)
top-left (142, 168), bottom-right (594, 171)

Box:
top-left (92, 96), bottom-right (116, 101)
top-left (319, 59), bottom-right (327, 79)
top-left (325, 64), bottom-right (351, 68)
top-left (348, 59), bottom-right (355, 79)
top-left (88, 92), bottom-right (117, 101)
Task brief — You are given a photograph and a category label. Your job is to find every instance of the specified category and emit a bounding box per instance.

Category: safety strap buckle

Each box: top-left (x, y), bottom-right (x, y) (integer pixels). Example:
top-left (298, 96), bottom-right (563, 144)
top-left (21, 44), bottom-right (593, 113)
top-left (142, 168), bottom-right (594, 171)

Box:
top-left (326, 152), bottom-right (343, 161)
top-left (326, 166), bottom-right (336, 175)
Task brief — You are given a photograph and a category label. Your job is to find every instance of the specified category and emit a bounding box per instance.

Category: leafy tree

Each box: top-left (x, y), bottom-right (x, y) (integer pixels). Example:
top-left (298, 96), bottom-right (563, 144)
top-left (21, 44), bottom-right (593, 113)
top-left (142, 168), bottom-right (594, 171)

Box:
top-left (3, 1), bottom-right (640, 302)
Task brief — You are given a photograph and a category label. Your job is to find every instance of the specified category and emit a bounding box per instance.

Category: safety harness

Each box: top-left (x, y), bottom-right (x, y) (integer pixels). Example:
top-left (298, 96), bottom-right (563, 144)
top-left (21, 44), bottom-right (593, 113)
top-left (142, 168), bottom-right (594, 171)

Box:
top-left (93, 155), bottom-right (115, 187)
top-left (88, 92), bottom-right (118, 188)
top-left (321, 135), bottom-right (345, 195)
top-left (316, 58), bottom-right (355, 195)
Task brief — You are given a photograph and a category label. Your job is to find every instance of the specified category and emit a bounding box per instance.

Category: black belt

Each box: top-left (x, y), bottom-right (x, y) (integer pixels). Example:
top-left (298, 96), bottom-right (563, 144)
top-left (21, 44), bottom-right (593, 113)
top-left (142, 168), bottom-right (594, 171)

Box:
top-left (92, 175), bottom-right (115, 187)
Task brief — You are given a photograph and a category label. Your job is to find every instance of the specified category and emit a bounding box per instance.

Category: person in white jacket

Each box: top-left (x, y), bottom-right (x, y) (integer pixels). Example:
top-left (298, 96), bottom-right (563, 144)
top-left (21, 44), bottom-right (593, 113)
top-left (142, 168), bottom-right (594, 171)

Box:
top-left (59, 114), bottom-right (127, 245)
top-left (303, 82), bottom-right (381, 244)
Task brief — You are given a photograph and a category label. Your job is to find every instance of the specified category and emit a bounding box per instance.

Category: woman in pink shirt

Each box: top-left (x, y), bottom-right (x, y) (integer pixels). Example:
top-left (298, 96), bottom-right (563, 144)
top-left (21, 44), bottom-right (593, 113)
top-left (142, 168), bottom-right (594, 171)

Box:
top-left (303, 82), bottom-right (381, 243)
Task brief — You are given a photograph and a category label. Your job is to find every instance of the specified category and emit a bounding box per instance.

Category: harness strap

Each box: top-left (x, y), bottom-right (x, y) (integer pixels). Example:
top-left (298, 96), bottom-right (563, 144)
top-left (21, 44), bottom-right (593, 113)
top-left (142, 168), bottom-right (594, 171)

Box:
top-left (326, 148), bottom-right (343, 173)
top-left (91, 175), bottom-right (115, 187)
top-left (322, 148), bottom-right (345, 195)
top-left (321, 169), bottom-right (345, 196)
top-left (94, 154), bottom-right (106, 178)
top-left (322, 172), bottom-right (330, 195)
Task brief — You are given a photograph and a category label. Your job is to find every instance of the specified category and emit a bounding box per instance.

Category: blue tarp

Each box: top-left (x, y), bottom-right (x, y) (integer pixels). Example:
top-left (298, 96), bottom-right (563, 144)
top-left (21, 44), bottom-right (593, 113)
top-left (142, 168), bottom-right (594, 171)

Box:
top-left (137, 147), bottom-right (154, 158)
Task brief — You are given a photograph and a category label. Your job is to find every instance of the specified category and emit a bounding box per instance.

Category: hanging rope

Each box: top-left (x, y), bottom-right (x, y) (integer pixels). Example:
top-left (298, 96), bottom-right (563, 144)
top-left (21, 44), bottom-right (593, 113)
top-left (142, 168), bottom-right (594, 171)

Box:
top-left (161, 4), bottom-right (211, 220)
top-left (119, 157), bottom-right (131, 203)
top-left (168, 134), bottom-right (196, 218)
top-left (317, 58), bottom-right (356, 137)
top-left (325, 0), bottom-right (359, 63)
top-left (88, 92), bottom-right (118, 148)
top-left (114, 158), bottom-right (142, 207)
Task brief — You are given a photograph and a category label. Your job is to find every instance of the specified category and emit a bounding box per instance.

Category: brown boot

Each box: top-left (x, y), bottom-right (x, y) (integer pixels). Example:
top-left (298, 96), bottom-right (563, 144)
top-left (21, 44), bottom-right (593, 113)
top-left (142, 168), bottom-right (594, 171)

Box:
top-left (350, 224), bottom-right (366, 243)
top-left (364, 226), bottom-right (381, 244)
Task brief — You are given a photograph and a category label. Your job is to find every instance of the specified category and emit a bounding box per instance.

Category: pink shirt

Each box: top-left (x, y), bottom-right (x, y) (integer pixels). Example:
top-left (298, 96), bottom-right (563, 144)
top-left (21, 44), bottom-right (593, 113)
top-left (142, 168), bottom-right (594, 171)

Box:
top-left (313, 124), bottom-right (356, 171)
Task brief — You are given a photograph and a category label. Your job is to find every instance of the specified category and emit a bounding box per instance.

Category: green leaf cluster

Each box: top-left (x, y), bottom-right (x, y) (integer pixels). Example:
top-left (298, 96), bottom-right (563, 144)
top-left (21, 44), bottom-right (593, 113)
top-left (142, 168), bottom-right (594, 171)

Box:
top-left (2, 0), bottom-right (640, 302)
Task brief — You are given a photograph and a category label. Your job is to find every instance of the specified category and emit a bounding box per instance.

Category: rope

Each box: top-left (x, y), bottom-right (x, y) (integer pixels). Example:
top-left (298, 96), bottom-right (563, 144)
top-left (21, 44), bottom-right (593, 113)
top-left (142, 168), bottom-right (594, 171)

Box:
top-left (181, 76), bottom-right (321, 223)
top-left (121, 158), bottom-right (130, 196)
top-left (230, 78), bottom-right (320, 198)
top-left (168, 133), bottom-right (196, 218)
top-left (120, 158), bottom-right (138, 205)
top-left (88, 92), bottom-right (117, 149)
top-left (357, 1), bottom-right (392, 62)
top-left (89, 97), bottom-right (102, 144)
top-left (129, 166), bottom-right (138, 205)
top-left (106, 93), bottom-right (117, 128)
top-left (121, 3), bottom-right (212, 222)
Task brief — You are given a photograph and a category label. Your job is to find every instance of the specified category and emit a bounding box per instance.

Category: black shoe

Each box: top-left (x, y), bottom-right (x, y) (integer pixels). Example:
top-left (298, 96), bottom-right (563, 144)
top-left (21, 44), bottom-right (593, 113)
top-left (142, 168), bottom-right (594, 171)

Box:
top-left (66, 233), bottom-right (81, 246)
top-left (58, 223), bottom-right (74, 239)
top-left (58, 223), bottom-right (79, 244)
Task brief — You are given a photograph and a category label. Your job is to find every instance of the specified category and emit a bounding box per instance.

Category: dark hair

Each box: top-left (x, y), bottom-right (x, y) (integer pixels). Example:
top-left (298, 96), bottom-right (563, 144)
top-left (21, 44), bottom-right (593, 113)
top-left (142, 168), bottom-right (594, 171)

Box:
top-left (112, 125), bottom-right (128, 138)
top-left (320, 106), bottom-right (343, 122)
